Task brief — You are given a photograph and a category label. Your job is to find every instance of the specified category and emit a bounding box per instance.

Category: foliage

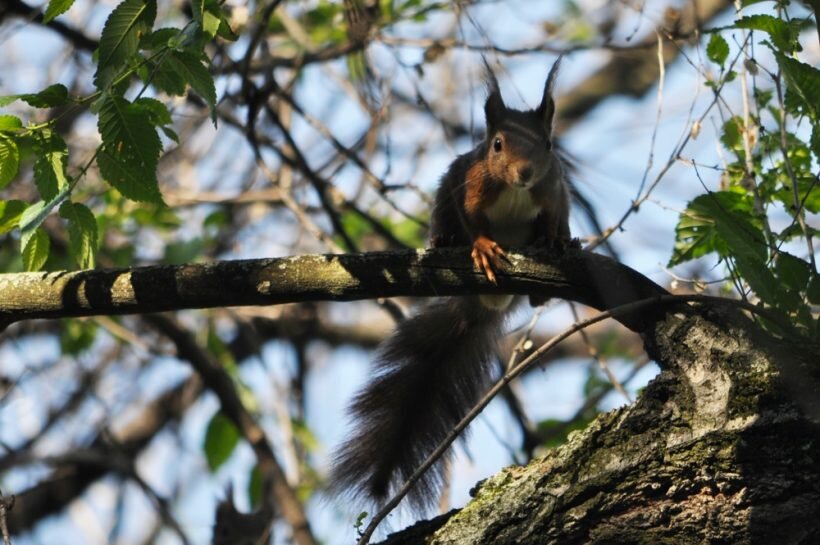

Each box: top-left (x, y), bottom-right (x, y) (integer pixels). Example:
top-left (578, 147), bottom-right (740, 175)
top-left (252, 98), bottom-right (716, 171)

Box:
top-left (671, 4), bottom-right (819, 338)
top-left (0, 0), bottom-right (229, 271)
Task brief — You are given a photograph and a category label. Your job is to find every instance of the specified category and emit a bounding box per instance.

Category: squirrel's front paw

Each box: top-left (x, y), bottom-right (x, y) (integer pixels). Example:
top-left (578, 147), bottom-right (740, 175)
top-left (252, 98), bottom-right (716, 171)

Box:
top-left (472, 236), bottom-right (507, 283)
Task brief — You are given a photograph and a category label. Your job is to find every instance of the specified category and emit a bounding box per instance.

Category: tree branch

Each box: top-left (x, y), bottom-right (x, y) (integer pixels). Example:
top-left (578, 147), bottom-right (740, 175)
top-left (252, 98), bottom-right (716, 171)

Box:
top-left (0, 248), bottom-right (669, 333)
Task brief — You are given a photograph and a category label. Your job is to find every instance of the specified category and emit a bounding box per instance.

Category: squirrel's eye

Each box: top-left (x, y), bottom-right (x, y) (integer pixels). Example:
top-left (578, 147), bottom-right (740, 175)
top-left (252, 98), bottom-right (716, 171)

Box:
top-left (493, 138), bottom-right (502, 152)
top-left (545, 141), bottom-right (552, 151)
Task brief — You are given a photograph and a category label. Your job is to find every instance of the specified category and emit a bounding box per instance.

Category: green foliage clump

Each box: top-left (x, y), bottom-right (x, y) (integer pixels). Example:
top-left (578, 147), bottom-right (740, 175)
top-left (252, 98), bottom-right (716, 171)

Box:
top-left (670, 4), bottom-right (819, 338)
top-left (0, 0), bottom-right (229, 271)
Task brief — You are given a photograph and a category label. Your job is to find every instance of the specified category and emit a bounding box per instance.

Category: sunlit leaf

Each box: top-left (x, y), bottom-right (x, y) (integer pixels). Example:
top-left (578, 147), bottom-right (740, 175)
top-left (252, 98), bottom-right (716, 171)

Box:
top-left (94, 0), bottom-right (158, 89)
top-left (43, 0), bottom-right (76, 22)
top-left (59, 202), bottom-right (98, 269)
top-left (22, 228), bottom-right (50, 271)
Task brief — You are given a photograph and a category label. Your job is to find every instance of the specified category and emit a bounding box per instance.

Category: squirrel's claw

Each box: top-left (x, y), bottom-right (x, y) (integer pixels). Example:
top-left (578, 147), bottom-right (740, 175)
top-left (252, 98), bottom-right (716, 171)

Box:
top-left (471, 236), bottom-right (506, 284)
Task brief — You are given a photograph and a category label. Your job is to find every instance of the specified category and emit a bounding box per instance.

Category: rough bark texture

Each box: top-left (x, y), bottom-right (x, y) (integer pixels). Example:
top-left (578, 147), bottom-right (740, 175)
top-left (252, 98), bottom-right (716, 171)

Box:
top-left (378, 308), bottom-right (820, 545)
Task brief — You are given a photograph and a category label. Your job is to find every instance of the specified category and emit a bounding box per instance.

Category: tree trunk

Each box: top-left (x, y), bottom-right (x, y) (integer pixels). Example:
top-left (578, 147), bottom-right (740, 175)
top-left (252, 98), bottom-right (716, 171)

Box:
top-left (379, 308), bottom-right (820, 544)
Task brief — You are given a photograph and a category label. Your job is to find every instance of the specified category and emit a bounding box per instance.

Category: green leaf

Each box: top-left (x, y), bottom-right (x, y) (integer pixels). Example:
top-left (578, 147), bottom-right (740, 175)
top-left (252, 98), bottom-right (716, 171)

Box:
top-left (22, 228), bottom-right (50, 271)
top-left (735, 14), bottom-right (796, 53)
top-left (0, 115), bottom-right (23, 131)
top-left (33, 130), bottom-right (69, 201)
top-left (775, 252), bottom-right (811, 292)
top-left (59, 202), bottom-right (98, 269)
top-left (775, 54), bottom-right (820, 120)
top-left (167, 50), bottom-right (216, 122)
top-left (0, 200), bottom-right (26, 234)
top-left (139, 27), bottom-right (180, 50)
top-left (0, 84), bottom-right (69, 108)
top-left (147, 59), bottom-right (187, 96)
top-left (203, 412), bottom-right (240, 472)
top-left (132, 97), bottom-right (172, 125)
top-left (707, 33), bottom-right (729, 67)
top-left (97, 96), bottom-right (163, 202)
top-left (0, 134), bottom-right (20, 189)
top-left (94, 0), bottom-right (158, 90)
top-left (44, 0), bottom-right (76, 22)
top-left (160, 126), bottom-right (179, 143)
top-left (202, 9), bottom-right (221, 38)
top-left (735, 255), bottom-right (790, 307)
top-left (720, 116), bottom-right (742, 152)
top-left (217, 17), bottom-right (239, 41)
top-left (669, 191), bottom-right (765, 266)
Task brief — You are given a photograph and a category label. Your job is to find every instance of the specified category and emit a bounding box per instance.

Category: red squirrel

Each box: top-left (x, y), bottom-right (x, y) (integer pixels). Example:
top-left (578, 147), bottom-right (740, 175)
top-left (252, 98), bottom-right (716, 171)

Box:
top-left (331, 59), bottom-right (571, 511)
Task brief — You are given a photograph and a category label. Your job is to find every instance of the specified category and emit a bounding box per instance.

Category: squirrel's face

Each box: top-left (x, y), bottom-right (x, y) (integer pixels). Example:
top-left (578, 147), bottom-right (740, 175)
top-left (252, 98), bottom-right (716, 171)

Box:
top-left (486, 112), bottom-right (555, 190)
top-left (483, 60), bottom-right (560, 190)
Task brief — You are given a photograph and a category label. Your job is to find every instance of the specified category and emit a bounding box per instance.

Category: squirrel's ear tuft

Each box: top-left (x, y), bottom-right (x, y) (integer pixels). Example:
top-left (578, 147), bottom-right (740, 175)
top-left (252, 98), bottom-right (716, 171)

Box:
top-left (538, 55), bottom-right (563, 136)
top-left (482, 58), bottom-right (506, 130)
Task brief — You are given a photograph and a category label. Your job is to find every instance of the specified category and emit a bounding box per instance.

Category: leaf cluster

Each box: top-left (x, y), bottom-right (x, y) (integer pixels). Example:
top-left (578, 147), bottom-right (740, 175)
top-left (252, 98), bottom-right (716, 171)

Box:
top-left (0, 0), bottom-right (229, 271)
top-left (673, 4), bottom-right (819, 337)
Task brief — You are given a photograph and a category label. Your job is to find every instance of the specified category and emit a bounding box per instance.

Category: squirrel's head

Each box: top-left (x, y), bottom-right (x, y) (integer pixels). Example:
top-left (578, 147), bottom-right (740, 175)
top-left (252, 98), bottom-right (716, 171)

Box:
top-left (483, 58), bottom-right (561, 190)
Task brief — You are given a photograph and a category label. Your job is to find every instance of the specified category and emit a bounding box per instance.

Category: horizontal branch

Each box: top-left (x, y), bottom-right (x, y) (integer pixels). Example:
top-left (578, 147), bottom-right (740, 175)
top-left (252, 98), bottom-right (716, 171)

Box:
top-left (0, 248), bottom-right (669, 332)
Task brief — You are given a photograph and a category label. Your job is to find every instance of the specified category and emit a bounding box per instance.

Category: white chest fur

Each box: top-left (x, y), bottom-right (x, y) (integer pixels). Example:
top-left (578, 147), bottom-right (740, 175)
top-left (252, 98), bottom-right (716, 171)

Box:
top-left (484, 186), bottom-right (540, 246)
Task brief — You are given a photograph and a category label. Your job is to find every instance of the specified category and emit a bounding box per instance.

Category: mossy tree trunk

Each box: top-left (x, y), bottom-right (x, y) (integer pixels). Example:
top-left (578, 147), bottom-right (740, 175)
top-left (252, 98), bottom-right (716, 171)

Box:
top-left (380, 309), bottom-right (820, 545)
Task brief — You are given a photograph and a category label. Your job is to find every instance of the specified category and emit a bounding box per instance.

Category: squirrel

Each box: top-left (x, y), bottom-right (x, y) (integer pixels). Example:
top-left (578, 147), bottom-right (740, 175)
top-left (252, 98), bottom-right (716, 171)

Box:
top-left (331, 59), bottom-right (571, 512)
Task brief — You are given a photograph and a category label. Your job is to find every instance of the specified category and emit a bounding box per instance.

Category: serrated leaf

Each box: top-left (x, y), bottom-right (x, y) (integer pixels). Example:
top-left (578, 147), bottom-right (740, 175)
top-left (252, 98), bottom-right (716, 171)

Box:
top-left (735, 14), bottom-right (796, 53)
top-left (97, 96), bottom-right (163, 202)
top-left (203, 412), bottom-right (240, 472)
top-left (132, 97), bottom-right (172, 125)
top-left (0, 115), bottom-right (22, 131)
top-left (147, 59), bottom-right (188, 96)
top-left (98, 150), bottom-right (162, 202)
top-left (167, 51), bottom-right (216, 122)
top-left (94, 0), bottom-right (157, 90)
top-left (44, 0), bottom-right (75, 22)
top-left (59, 202), bottom-right (98, 269)
top-left (22, 228), bottom-right (50, 271)
top-left (775, 54), bottom-right (820, 120)
top-left (0, 134), bottom-right (20, 189)
top-left (735, 256), bottom-right (780, 306)
top-left (0, 200), bottom-right (26, 234)
top-left (139, 27), bottom-right (180, 50)
top-left (33, 130), bottom-right (69, 201)
top-left (669, 191), bottom-right (765, 267)
top-left (707, 33), bottom-right (729, 67)
top-left (0, 84), bottom-right (69, 108)
top-left (775, 252), bottom-right (811, 292)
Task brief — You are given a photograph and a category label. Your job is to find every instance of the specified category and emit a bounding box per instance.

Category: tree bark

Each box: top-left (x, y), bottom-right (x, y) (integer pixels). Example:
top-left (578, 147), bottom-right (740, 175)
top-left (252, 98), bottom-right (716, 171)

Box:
top-left (377, 307), bottom-right (820, 545)
top-left (0, 248), bottom-right (668, 332)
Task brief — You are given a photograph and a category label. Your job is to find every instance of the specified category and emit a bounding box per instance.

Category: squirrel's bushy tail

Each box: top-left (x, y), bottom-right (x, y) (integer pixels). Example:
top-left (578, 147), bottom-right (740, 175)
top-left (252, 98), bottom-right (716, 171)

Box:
top-left (331, 297), bottom-right (507, 511)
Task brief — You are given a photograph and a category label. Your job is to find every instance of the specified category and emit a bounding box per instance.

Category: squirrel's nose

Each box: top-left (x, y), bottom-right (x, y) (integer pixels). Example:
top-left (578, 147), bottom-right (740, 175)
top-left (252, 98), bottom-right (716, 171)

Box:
top-left (518, 165), bottom-right (533, 182)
